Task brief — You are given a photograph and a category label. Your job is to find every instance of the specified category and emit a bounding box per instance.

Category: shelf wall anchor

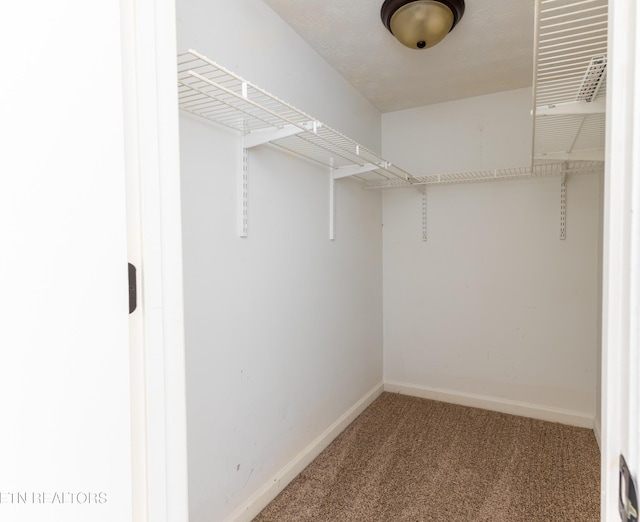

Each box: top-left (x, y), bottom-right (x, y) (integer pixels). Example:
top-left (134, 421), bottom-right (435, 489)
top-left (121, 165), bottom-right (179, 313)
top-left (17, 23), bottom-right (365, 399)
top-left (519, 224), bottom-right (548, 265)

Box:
top-left (238, 141), bottom-right (249, 238)
top-left (422, 185), bottom-right (428, 242)
top-left (330, 157), bottom-right (336, 241)
top-left (560, 174), bottom-right (567, 240)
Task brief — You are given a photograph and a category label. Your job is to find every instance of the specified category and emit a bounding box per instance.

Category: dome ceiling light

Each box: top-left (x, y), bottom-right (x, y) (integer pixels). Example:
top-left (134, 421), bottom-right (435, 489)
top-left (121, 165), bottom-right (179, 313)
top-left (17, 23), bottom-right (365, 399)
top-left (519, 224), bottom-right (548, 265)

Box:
top-left (380, 0), bottom-right (465, 50)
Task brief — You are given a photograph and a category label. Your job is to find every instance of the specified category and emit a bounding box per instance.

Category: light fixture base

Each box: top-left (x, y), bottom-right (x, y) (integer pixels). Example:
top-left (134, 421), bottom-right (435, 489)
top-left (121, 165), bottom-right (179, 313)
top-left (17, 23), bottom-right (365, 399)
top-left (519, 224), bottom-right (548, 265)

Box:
top-left (381, 0), bottom-right (465, 50)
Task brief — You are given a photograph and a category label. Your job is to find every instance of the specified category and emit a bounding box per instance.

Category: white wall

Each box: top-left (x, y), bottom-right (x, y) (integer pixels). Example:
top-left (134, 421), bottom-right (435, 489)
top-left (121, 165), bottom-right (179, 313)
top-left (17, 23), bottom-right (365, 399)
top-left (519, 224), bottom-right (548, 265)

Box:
top-left (382, 88), bottom-right (602, 422)
top-left (176, 2), bottom-right (384, 520)
top-left (0, 2), bottom-right (132, 521)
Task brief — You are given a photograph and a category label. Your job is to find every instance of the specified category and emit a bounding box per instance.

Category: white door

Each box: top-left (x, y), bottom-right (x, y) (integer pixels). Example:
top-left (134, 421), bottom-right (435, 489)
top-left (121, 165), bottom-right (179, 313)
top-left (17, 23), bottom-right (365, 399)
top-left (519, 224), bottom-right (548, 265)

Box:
top-left (0, 1), bottom-right (188, 521)
top-left (602, 1), bottom-right (640, 521)
top-left (0, 1), bottom-right (133, 521)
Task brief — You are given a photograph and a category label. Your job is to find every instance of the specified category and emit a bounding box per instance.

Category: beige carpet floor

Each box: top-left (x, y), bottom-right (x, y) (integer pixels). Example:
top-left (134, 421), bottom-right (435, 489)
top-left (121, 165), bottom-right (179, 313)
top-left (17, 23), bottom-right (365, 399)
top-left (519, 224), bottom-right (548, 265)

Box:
top-left (254, 392), bottom-right (600, 521)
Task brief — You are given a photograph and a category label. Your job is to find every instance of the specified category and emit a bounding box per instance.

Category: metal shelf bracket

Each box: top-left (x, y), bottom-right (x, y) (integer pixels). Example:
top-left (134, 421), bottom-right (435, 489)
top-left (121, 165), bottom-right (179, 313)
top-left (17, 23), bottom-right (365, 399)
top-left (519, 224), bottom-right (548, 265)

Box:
top-left (329, 158), bottom-right (336, 241)
top-left (560, 173), bottom-right (567, 240)
top-left (333, 163), bottom-right (379, 180)
top-left (535, 98), bottom-right (606, 116)
top-left (238, 144), bottom-right (249, 238)
top-left (422, 185), bottom-right (428, 242)
top-left (243, 123), bottom-right (311, 149)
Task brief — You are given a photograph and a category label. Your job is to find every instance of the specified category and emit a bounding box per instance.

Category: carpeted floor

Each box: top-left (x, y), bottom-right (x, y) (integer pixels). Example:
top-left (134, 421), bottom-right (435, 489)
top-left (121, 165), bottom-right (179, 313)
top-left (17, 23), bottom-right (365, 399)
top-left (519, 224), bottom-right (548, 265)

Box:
top-left (254, 392), bottom-right (600, 521)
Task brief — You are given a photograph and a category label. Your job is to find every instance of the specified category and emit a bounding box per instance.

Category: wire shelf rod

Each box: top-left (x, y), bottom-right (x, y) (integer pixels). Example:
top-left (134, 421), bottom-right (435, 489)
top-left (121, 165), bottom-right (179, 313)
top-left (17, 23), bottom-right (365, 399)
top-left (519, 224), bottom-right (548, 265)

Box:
top-left (537, 84), bottom-right (587, 97)
top-left (539, 25), bottom-right (606, 41)
top-left (538, 62), bottom-right (604, 76)
top-left (186, 71), bottom-right (314, 133)
top-left (537, 71), bottom-right (597, 83)
top-left (537, 89), bottom-right (605, 102)
top-left (542, 3), bottom-right (600, 13)
top-left (294, 130), bottom-right (406, 180)
top-left (268, 142), bottom-right (373, 182)
top-left (537, 84), bottom-right (587, 95)
top-left (540, 26), bottom-right (607, 43)
top-left (539, 20), bottom-right (607, 39)
top-left (540, 11), bottom-right (606, 30)
top-left (538, 46), bottom-right (607, 61)
top-left (536, 59), bottom-right (601, 78)
top-left (540, 4), bottom-right (606, 22)
top-left (285, 145), bottom-right (396, 183)
top-left (542, 0), bottom-right (594, 4)
top-left (178, 79), bottom-right (282, 131)
top-left (539, 32), bottom-right (607, 50)
top-left (179, 102), bottom-right (268, 132)
top-left (536, 95), bottom-right (603, 104)
top-left (289, 134), bottom-right (371, 169)
top-left (177, 92), bottom-right (253, 118)
top-left (180, 50), bottom-right (302, 112)
top-left (362, 161), bottom-right (605, 190)
top-left (537, 75), bottom-right (590, 86)
top-left (538, 42), bottom-right (607, 62)
top-left (538, 40), bottom-right (608, 57)
top-left (541, 0), bottom-right (604, 13)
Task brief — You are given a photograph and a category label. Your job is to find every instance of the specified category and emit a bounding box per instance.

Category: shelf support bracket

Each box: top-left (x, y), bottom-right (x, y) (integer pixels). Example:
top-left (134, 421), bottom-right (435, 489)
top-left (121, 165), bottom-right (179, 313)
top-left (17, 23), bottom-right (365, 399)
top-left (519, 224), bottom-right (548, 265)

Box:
top-left (422, 185), bottom-right (428, 242)
top-left (560, 173), bottom-right (567, 240)
top-left (535, 98), bottom-right (606, 116)
top-left (243, 122), bottom-right (314, 149)
top-left (534, 149), bottom-right (605, 162)
top-left (329, 158), bottom-right (336, 241)
top-left (333, 163), bottom-right (379, 180)
top-left (238, 142), bottom-right (249, 237)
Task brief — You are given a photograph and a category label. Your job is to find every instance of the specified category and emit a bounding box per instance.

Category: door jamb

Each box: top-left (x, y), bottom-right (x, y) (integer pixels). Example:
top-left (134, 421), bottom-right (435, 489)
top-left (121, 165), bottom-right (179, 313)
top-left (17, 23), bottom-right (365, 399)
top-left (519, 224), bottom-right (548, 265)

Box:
top-left (120, 0), bottom-right (188, 520)
top-left (602, 0), bottom-right (640, 520)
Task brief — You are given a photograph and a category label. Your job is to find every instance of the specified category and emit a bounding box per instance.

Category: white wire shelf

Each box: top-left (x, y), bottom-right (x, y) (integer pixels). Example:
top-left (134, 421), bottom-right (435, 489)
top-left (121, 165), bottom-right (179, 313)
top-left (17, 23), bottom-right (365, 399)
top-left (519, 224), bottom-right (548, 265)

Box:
top-left (533, 0), bottom-right (608, 162)
top-left (362, 160), bottom-right (604, 190)
top-left (177, 49), bottom-right (414, 184)
top-left (177, 48), bottom-right (605, 241)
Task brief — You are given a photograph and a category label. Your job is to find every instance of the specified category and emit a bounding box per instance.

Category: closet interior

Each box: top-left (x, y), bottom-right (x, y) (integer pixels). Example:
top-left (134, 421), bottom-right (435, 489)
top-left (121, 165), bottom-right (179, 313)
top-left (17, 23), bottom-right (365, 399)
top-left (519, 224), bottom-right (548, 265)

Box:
top-left (176, 0), bottom-right (607, 520)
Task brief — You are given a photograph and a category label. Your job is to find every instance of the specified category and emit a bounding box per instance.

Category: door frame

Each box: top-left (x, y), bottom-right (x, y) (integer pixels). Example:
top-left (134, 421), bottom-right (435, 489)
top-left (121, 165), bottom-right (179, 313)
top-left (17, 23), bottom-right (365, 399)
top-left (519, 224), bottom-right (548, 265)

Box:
top-left (120, 0), bottom-right (640, 519)
top-left (602, 0), bottom-right (640, 520)
top-left (120, 0), bottom-right (189, 520)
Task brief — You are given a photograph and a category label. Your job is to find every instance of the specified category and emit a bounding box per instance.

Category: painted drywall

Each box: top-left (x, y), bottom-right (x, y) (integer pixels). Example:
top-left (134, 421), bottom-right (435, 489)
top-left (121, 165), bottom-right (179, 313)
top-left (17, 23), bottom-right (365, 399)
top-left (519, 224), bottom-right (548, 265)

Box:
top-left (382, 88), bottom-right (601, 419)
top-left (0, 2), bottom-right (132, 521)
top-left (176, 2), bottom-right (384, 520)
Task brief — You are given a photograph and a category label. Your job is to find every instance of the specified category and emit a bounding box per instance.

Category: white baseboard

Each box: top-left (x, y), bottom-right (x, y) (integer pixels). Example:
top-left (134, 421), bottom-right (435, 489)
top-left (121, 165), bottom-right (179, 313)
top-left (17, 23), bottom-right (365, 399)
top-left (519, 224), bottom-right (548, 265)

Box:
top-left (224, 381), bottom-right (593, 521)
top-left (593, 415), bottom-right (602, 450)
top-left (384, 381), bottom-right (594, 429)
top-left (226, 382), bottom-right (384, 522)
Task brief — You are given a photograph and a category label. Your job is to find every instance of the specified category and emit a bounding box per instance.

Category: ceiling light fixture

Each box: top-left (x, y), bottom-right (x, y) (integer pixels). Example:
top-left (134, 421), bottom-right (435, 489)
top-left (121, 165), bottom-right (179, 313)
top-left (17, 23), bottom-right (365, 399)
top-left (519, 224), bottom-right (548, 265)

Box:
top-left (381, 0), bottom-right (465, 50)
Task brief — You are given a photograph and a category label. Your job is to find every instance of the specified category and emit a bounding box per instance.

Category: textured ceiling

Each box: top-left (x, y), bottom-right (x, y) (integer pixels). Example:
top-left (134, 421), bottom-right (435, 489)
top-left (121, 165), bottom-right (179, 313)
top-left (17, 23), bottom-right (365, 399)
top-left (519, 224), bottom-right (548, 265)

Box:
top-left (262, 0), bottom-right (536, 113)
